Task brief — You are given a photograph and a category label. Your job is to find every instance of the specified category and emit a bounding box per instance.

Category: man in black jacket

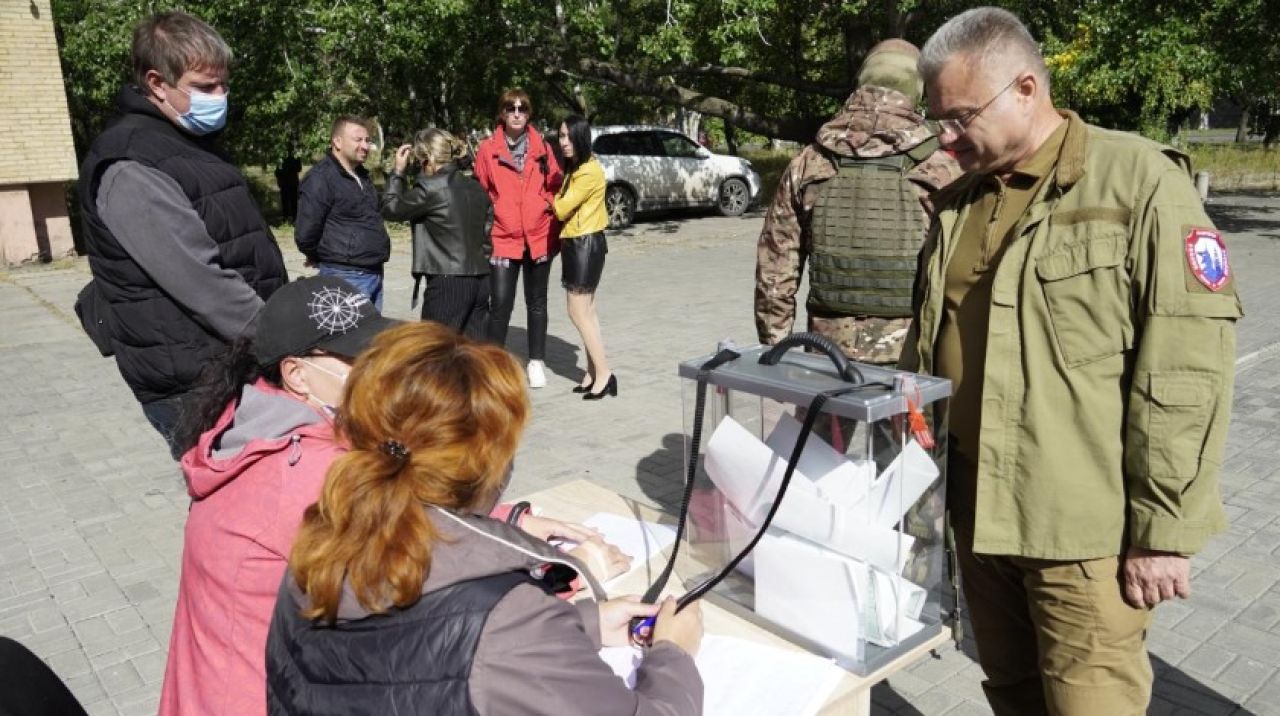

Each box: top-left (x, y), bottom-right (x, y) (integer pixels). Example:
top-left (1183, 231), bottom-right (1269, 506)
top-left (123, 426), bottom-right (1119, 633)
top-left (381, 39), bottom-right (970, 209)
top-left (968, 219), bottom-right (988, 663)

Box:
top-left (295, 117), bottom-right (392, 309)
top-left (77, 11), bottom-right (288, 458)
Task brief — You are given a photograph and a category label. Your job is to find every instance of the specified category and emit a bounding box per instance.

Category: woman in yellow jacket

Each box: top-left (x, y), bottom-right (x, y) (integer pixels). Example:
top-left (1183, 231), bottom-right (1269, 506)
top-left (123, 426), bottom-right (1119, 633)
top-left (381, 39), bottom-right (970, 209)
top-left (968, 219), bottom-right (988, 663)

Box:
top-left (553, 115), bottom-right (616, 400)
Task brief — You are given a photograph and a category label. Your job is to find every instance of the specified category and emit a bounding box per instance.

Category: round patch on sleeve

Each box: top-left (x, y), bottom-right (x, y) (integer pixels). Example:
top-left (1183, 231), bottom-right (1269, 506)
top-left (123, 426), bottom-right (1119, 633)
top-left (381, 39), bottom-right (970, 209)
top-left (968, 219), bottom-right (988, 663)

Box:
top-left (1184, 228), bottom-right (1230, 291)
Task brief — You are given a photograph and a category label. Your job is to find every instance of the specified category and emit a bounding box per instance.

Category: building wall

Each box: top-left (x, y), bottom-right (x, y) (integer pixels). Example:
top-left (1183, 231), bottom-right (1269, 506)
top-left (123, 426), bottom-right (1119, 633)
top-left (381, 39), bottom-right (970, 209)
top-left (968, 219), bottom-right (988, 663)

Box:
top-left (0, 0), bottom-right (79, 185)
top-left (0, 0), bottom-right (79, 266)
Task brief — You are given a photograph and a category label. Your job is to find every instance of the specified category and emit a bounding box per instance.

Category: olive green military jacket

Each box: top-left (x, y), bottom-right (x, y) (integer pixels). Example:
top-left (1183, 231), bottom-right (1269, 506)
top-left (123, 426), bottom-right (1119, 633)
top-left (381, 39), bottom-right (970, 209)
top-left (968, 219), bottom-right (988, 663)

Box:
top-left (900, 111), bottom-right (1243, 559)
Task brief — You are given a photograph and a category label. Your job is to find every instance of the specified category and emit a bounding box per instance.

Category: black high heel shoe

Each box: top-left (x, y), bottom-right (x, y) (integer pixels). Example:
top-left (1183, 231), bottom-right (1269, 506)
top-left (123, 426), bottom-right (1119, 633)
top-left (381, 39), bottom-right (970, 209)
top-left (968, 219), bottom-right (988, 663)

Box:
top-left (582, 374), bottom-right (618, 401)
top-left (571, 381), bottom-right (592, 394)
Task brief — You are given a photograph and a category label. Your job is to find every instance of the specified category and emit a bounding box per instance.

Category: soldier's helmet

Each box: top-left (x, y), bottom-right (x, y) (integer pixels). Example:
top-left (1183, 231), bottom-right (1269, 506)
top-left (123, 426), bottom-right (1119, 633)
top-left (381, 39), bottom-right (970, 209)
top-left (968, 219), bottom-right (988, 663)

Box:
top-left (856, 39), bottom-right (923, 105)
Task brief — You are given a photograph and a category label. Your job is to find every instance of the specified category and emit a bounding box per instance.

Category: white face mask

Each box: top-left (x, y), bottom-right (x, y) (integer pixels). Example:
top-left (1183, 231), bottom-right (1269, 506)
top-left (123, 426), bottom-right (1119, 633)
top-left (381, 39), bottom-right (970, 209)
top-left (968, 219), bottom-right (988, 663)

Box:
top-left (298, 358), bottom-right (349, 417)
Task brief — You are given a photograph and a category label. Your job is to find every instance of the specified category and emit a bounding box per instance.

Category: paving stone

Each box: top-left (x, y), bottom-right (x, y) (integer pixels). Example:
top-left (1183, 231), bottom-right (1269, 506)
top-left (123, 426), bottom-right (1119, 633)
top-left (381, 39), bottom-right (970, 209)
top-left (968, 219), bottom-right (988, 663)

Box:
top-left (1216, 658), bottom-right (1275, 700)
top-left (96, 660), bottom-right (143, 697)
top-left (1181, 643), bottom-right (1237, 680)
top-left (3, 198), bottom-right (1280, 714)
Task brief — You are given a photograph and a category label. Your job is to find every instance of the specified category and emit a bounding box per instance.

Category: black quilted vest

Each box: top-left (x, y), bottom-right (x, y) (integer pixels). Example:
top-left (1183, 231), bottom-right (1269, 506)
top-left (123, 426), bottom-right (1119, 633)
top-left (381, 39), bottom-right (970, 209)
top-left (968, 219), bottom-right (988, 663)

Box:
top-left (265, 571), bottom-right (535, 716)
top-left (78, 86), bottom-right (288, 403)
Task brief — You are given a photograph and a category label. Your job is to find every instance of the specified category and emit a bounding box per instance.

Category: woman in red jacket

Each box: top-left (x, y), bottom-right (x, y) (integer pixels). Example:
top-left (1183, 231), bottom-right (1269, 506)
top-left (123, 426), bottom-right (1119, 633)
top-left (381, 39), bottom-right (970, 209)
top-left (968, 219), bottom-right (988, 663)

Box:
top-left (473, 88), bottom-right (563, 388)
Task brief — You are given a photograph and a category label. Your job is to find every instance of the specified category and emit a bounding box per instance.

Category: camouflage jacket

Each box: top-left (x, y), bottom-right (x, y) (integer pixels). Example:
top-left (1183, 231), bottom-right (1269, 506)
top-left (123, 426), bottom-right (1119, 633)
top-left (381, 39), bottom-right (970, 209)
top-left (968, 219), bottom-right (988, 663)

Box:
top-left (754, 86), bottom-right (960, 346)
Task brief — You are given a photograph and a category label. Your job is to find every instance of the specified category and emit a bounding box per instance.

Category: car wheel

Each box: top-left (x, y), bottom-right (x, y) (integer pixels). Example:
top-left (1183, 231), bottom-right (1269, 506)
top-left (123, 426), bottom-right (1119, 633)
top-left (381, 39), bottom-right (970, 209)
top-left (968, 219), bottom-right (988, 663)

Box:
top-left (606, 185), bottom-right (635, 229)
top-left (718, 177), bottom-right (750, 217)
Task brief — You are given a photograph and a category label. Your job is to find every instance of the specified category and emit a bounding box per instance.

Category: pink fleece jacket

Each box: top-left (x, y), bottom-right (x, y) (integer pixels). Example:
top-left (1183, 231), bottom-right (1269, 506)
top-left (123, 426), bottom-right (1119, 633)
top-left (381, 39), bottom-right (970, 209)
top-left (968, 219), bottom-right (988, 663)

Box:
top-left (158, 381), bottom-right (544, 716)
top-left (159, 381), bottom-right (341, 716)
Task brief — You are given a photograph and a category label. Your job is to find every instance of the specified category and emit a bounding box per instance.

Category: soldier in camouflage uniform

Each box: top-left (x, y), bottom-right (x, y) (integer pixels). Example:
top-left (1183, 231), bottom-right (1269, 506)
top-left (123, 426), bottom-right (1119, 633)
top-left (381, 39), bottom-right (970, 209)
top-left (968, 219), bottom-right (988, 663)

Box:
top-left (755, 39), bottom-right (960, 364)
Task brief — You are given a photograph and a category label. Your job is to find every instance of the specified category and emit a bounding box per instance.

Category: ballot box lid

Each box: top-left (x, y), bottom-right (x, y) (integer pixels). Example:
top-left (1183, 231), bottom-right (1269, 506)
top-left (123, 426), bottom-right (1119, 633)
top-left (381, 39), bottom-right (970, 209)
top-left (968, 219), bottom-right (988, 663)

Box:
top-left (678, 343), bottom-right (950, 422)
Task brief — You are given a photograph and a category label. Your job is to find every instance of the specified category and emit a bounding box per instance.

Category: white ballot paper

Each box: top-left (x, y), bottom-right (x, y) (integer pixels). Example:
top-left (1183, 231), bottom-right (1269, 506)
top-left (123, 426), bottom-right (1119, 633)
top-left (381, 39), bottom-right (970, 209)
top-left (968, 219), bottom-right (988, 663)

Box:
top-left (754, 530), bottom-right (926, 651)
top-left (598, 635), bottom-right (845, 715)
top-left (701, 413), bottom-right (940, 656)
top-left (865, 438), bottom-right (939, 530)
top-left (704, 415), bottom-right (915, 573)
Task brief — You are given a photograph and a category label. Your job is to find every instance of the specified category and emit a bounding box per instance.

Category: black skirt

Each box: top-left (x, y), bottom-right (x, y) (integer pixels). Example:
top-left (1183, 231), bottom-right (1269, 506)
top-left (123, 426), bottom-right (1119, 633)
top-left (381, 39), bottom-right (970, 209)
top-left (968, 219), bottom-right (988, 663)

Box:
top-left (561, 231), bottom-right (608, 293)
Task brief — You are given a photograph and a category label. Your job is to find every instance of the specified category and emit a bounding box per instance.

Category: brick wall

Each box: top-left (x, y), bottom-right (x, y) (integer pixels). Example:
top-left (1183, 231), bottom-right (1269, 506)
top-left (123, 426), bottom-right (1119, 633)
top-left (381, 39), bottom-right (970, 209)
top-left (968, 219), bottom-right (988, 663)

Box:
top-left (0, 0), bottom-right (78, 186)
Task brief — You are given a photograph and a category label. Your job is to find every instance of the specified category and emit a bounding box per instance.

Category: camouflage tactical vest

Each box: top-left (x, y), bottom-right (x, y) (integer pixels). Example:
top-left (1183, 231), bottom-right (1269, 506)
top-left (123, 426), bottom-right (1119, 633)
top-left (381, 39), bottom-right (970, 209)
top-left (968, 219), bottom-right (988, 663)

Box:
top-left (808, 139), bottom-right (936, 317)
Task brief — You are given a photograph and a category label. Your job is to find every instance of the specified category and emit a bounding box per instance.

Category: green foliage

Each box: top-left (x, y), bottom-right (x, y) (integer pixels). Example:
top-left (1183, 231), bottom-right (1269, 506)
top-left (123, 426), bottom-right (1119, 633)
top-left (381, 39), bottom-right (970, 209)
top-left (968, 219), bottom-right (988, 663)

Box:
top-left (51, 0), bottom-right (1280, 168)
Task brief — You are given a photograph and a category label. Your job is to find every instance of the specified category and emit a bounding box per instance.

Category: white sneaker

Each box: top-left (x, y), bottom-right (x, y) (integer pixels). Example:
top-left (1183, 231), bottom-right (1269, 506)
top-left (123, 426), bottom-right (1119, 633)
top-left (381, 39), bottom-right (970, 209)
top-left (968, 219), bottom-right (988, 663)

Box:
top-left (526, 360), bottom-right (547, 389)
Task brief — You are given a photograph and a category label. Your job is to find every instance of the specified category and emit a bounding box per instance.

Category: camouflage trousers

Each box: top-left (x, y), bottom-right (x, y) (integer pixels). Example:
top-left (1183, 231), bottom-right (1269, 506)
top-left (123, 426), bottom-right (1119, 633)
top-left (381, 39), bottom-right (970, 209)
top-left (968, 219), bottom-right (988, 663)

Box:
top-left (808, 315), bottom-right (912, 365)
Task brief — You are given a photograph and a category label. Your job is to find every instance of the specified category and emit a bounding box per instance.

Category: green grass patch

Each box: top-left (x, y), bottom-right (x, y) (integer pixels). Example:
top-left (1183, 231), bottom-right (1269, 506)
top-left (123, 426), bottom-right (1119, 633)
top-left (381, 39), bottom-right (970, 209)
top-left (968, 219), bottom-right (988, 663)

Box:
top-left (1186, 143), bottom-right (1280, 191)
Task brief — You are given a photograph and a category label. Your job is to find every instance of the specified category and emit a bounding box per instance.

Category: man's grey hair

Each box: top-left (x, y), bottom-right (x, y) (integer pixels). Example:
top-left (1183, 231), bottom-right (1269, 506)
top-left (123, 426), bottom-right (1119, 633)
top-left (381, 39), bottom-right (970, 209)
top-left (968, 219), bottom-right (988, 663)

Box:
top-left (131, 11), bottom-right (232, 88)
top-left (919, 7), bottom-right (1048, 90)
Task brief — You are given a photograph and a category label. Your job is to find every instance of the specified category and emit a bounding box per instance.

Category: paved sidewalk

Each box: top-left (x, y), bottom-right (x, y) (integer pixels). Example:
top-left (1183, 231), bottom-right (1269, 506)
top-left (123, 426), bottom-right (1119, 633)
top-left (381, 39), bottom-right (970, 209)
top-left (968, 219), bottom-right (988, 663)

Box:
top-left (1, 195), bottom-right (1278, 715)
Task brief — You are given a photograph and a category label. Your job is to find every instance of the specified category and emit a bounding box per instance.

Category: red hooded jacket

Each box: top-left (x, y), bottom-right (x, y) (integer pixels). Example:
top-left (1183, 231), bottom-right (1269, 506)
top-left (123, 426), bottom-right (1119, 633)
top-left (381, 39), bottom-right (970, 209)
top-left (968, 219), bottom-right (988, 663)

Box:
top-left (473, 125), bottom-right (563, 260)
top-left (159, 380), bottom-right (553, 716)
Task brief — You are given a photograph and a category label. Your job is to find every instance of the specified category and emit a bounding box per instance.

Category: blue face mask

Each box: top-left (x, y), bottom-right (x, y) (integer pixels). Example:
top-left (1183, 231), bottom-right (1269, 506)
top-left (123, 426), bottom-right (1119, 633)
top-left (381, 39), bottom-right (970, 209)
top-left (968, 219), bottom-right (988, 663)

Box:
top-left (172, 86), bottom-right (228, 135)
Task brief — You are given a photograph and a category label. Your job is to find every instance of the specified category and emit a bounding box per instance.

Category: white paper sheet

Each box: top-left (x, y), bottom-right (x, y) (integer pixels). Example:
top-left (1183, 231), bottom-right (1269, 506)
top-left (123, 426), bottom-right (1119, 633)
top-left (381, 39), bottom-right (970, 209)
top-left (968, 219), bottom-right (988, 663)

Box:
top-left (598, 635), bottom-right (846, 715)
top-left (867, 439), bottom-right (940, 529)
top-left (754, 529), bottom-right (927, 651)
top-left (709, 414), bottom-right (912, 572)
top-left (764, 411), bottom-right (875, 506)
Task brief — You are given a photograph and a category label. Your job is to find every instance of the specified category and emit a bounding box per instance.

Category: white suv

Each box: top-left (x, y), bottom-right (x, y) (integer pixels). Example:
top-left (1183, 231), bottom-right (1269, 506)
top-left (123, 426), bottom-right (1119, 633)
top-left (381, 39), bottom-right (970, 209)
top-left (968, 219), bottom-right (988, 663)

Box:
top-left (590, 126), bottom-right (762, 229)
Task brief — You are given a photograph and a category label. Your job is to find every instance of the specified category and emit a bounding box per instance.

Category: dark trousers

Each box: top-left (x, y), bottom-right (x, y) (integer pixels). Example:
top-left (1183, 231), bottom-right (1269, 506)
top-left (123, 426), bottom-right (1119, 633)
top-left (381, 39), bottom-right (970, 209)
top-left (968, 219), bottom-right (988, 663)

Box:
top-left (422, 274), bottom-right (490, 339)
top-left (489, 253), bottom-right (550, 360)
top-left (279, 183), bottom-right (299, 223)
top-left (0, 637), bottom-right (87, 716)
top-left (141, 392), bottom-right (187, 460)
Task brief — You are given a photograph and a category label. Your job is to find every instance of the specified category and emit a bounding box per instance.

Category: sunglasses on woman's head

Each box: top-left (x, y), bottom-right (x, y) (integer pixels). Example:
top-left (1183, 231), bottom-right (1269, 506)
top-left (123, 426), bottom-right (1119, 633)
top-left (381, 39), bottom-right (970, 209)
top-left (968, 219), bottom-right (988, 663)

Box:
top-left (503, 103), bottom-right (529, 115)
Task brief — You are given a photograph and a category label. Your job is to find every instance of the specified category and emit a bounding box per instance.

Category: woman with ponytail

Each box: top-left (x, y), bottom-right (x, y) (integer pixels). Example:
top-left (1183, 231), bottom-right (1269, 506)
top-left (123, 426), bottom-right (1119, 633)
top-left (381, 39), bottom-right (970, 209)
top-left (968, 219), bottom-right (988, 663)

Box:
top-left (161, 279), bottom-right (620, 716)
top-left (382, 128), bottom-right (494, 337)
top-left (267, 322), bottom-right (704, 715)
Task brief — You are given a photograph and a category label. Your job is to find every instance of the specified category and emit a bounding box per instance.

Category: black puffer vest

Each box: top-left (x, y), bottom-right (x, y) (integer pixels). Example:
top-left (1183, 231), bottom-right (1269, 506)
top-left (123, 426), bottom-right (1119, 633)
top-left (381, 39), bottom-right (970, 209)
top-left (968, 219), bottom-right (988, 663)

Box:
top-left (79, 86), bottom-right (288, 403)
top-left (266, 571), bottom-right (537, 715)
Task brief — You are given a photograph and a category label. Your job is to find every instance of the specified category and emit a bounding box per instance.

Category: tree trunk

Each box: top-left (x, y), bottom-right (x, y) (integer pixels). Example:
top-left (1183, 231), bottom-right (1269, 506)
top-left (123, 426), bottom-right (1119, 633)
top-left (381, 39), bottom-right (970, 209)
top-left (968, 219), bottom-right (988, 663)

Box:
top-left (725, 122), bottom-right (738, 155)
top-left (567, 56), bottom-right (824, 143)
top-left (1264, 103), bottom-right (1279, 148)
top-left (1236, 105), bottom-right (1252, 143)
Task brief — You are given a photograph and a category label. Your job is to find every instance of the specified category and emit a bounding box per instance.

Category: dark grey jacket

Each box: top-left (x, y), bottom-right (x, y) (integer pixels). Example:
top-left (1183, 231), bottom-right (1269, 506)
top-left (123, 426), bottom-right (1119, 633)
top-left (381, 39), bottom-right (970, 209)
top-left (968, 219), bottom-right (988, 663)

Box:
top-left (382, 164), bottom-right (493, 276)
top-left (266, 508), bottom-right (703, 715)
top-left (295, 153), bottom-right (391, 270)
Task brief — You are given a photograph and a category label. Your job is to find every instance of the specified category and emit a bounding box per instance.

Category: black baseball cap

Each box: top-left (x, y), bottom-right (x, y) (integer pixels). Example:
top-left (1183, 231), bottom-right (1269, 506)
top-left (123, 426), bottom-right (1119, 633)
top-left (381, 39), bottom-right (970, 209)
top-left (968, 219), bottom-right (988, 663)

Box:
top-left (252, 276), bottom-right (400, 367)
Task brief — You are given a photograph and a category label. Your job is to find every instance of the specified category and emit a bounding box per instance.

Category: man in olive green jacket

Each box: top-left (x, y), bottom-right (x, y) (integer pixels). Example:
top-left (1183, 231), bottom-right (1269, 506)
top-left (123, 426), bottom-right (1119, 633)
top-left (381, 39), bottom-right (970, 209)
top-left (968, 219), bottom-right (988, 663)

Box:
top-left (903, 8), bottom-right (1242, 716)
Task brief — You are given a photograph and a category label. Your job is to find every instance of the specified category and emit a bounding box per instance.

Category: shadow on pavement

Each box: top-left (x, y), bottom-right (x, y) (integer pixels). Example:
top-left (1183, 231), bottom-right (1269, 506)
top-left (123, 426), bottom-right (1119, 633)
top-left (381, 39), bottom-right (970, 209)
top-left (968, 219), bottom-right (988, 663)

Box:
top-left (503, 326), bottom-right (584, 384)
top-left (612, 206), bottom-right (767, 237)
top-left (871, 681), bottom-right (925, 715)
top-left (1150, 655), bottom-right (1253, 714)
top-left (633, 432), bottom-right (687, 515)
top-left (1207, 200), bottom-right (1280, 239)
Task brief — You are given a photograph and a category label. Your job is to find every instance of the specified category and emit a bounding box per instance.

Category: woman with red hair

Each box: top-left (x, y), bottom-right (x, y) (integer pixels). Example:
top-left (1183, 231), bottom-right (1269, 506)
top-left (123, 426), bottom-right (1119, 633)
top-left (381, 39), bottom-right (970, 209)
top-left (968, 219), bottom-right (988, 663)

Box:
top-left (266, 322), bottom-right (704, 715)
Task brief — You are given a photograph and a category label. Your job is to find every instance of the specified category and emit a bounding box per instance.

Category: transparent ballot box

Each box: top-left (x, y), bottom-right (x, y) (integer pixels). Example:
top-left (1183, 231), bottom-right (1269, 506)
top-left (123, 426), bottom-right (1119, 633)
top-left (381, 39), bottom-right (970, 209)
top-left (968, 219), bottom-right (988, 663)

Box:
top-left (676, 336), bottom-right (950, 675)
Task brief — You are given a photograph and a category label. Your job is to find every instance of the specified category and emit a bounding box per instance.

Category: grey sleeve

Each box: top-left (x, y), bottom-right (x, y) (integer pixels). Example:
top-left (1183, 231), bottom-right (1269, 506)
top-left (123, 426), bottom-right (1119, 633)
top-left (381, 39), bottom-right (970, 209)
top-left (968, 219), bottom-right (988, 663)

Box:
top-left (469, 585), bottom-right (702, 716)
top-left (96, 161), bottom-right (264, 341)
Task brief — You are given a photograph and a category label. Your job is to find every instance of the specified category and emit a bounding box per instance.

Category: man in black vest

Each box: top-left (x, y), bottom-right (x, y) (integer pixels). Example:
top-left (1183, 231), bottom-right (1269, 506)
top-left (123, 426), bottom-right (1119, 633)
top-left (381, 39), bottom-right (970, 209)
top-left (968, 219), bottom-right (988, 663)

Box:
top-left (77, 11), bottom-right (289, 458)
top-left (294, 116), bottom-right (391, 310)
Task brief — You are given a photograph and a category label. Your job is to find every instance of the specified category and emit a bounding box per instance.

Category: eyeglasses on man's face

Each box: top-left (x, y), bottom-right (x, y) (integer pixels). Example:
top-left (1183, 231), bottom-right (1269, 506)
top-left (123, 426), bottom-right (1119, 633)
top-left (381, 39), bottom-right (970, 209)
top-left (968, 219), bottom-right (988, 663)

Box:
top-left (929, 76), bottom-right (1020, 137)
top-left (503, 102), bottom-right (529, 116)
